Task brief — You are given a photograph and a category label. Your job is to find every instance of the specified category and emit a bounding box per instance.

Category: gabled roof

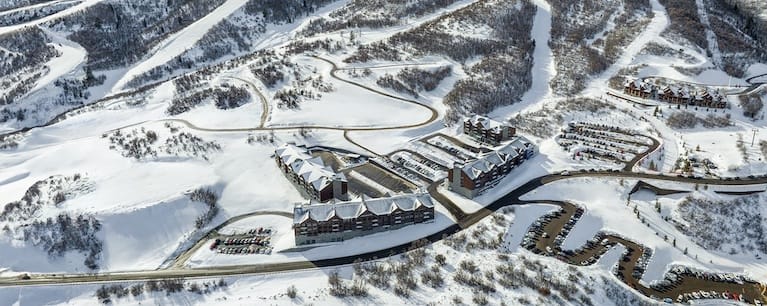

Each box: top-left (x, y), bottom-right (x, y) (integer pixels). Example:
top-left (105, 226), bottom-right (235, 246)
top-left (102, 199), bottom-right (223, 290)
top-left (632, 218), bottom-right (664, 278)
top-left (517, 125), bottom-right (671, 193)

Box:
top-left (466, 115), bottom-right (507, 133)
top-left (276, 144), bottom-right (346, 192)
top-left (460, 141), bottom-right (522, 180)
top-left (293, 193), bottom-right (435, 224)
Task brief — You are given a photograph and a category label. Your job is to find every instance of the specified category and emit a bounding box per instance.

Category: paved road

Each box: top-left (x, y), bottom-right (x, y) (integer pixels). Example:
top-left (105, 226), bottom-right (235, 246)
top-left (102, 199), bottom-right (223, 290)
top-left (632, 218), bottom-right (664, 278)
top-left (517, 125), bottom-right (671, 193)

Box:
top-left (169, 211), bottom-right (291, 269)
top-left (223, 76), bottom-right (269, 128)
top-left (2, 171), bottom-right (767, 288)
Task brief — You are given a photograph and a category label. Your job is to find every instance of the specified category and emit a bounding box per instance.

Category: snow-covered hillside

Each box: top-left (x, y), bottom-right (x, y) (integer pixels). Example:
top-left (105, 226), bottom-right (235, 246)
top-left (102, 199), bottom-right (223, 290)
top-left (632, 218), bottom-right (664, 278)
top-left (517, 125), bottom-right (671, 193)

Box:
top-left (0, 0), bottom-right (766, 305)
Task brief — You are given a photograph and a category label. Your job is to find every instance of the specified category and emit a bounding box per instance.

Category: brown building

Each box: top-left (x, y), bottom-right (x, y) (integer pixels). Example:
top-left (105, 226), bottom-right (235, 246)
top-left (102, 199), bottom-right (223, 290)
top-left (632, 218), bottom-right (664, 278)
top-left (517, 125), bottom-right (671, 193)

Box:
top-left (624, 79), bottom-right (655, 99)
top-left (293, 193), bottom-right (435, 245)
top-left (448, 138), bottom-right (534, 198)
top-left (658, 86), bottom-right (727, 109)
top-left (463, 115), bottom-right (516, 145)
top-left (276, 144), bottom-right (348, 203)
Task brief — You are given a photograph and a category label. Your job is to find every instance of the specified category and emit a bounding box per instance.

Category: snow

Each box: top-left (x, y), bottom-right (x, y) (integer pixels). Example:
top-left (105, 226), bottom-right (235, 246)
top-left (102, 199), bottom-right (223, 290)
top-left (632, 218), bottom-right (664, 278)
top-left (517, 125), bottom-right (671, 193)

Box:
top-left (30, 28), bottom-right (87, 94)
top-left (0, 0), bottom-right (106, 36)
top-left (185, 202), bottom-right (456, 267)
top-left (110, 0), bottom-right (249, 92)
top-left (267, 58), bottom-right (433, 129)
top-left (490, 0), bottom-right (554, 118)
top-left (521, 177), bottom-right (767, 284)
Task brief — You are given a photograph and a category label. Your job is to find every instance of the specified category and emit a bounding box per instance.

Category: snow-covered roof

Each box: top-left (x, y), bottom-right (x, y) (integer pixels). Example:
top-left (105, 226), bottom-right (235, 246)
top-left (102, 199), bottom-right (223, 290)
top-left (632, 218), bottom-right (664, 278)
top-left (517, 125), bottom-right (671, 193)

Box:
top-left (625, 78), bottom-right (653, 92)
top-left (293, 193), bottom-right (434, 224)
top-left (466, 115), bottom-right (507, 133)
top-left (276, 144), bottom-right (346, 192)
top-left (460, 142), bottom-right (522, 180)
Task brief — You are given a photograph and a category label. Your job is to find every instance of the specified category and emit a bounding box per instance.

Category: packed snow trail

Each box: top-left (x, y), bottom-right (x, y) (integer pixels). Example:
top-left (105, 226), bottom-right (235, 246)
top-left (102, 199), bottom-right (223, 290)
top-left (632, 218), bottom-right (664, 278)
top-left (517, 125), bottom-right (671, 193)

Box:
top-left (490, 0), bottom-right (555, 119)
top-left (585, 0), bottom-right (669, 96)
top-left (695, 0), bottom-right (722, 67)
top-left (0, 0), bottom-right (105, 36)
top-left (30, 28), bottom-right (87, 94)
top-left (111, 0), bottom-right (249, 92)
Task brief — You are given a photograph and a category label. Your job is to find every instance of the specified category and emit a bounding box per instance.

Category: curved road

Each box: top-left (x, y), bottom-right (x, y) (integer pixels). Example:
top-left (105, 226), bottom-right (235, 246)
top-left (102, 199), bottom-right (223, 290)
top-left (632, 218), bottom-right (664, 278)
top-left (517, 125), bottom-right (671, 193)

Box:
top-left (223, 76), bottom-right (269, 128)
top-left (169, 210), bottom-right (291, 269)
top-left (1, 56), bottom-right (438, 156)
top-left (3, 170), bottom-right (767, 288)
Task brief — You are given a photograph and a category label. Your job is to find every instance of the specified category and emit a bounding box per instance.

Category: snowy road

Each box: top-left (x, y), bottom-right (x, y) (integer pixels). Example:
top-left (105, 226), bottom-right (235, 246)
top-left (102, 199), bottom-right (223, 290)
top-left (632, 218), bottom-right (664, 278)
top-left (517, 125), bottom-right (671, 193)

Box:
top-left (3, 171), bottom-right (767, 292)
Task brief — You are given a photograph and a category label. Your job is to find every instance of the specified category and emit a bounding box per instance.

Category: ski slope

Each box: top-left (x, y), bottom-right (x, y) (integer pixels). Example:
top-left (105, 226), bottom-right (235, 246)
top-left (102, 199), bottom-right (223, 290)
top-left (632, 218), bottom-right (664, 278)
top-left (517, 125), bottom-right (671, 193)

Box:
top-left (110, 0), bottom-right (249, 92)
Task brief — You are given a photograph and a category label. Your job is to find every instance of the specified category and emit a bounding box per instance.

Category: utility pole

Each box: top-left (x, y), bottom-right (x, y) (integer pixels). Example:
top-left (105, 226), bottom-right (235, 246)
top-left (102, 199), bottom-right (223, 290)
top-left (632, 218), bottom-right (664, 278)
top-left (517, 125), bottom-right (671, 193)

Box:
top-left (752, 128), bottom-right (758, 147)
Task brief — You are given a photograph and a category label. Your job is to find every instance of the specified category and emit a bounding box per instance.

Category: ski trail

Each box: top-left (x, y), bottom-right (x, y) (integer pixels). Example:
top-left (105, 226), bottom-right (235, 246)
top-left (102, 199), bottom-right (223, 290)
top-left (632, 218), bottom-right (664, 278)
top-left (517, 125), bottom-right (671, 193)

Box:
top-left (585, 0), bottom-right (669, 97)
top-left (0, 0), bottom-right (106, 36)
top-left (30, 27), bottom-right (87, 94)
top-left (695, 0), bottom-right (721, 67)
top-left (490, 0), bottom-right (555, 119)
top-left (110, 0), bottom-right (249, 92)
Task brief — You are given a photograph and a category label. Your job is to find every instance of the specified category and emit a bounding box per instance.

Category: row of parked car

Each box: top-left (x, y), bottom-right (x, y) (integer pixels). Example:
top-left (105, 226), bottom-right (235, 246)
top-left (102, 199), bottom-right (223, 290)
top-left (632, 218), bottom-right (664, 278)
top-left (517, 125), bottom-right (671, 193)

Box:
top-left (674, 290), bottom-right (760, 305)
top-left (551, 207), bottom-right (584, 249)
top-left (427, 138), bottom-right (476, 161)
top-left (521, 209), bottom-right (564, 252)
top-left (392, 154), bottom-right (442, 180)
top-left (209, 227), bottom-right (274, 256)
top-left (217, 245), bottom-right (273, 255)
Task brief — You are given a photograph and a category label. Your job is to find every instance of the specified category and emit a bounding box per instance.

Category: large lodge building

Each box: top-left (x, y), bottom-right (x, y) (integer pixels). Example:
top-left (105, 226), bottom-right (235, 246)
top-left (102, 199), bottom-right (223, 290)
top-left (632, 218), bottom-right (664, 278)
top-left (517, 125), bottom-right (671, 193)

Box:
top-left (293, 193), bottom-right (435, 245)
top-left (449, 138), bottom-right (535, 198)
top-left (623, 78), bottom-right (727, 109)
top-left (275, 144), bottom-right (348, 203)
top-left (464, 115), bottom-right (516, 145)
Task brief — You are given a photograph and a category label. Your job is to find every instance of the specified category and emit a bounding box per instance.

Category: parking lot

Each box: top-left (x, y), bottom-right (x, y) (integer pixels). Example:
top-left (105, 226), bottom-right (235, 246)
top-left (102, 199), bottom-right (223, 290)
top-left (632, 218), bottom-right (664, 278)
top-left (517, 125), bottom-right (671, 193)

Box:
top-left (517, 200), bottom-right (765, 305)
top-left (390, 150), bottom-right (448, 182)
top-left (210, 227), bottom-right (274, 255)
top-left (556, 122), bottom-right (652, 166)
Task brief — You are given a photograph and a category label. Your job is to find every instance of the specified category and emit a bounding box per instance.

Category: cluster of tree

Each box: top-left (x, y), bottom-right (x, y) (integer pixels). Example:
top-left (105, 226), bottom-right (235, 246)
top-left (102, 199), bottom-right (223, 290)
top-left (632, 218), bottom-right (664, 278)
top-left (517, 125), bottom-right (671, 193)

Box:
top-left (0, 0), bottom-right (78, 27)
top-left (285, 38), bottom-right (344, 55)
top-left (53, 67), bottom-right (106, 106)
top-left (106, 128), bottom-right (159, 160)
top-left (301, 0), bottom-right (462, 37)
top-left (548, 0), bottom-right (650, 95)
top-left (162, 132), bottom-right (222, 161)
top-left (0, 0), bottom-right (53, 11)
top-left (167, 85), bottom-right (250, 115)
top-left (95, 278), bottom-right (227, 303)
top-left (47, 0), bottom-right (227, 70)
top-left (347, 0), bottom-right (536, 121)
top-left (376, 66), bottom-right (451, 98)
top-left (0, 174), bottom-right (85, 223)
top-left (0, 27), bottom-right (58, 105)
top-left (273, 75), bottom-right (334, 109)
top-left (675, 195), bottom-right (766, 255)
top-left (740, 93), bottom-right (763, 118)
top-left (658, 0), bottom-right (709, 50)
top-left (190, 188), bottom-right (219, 229)
top-left (0, 108), bottom-right (27, 124)
top-left (125, 0), bottom-right (335, 88)
top-left (706, 0), bottom-right (767, 77)
top-left (22, 213), bottom-right (102, 269)
top-left (250, 56), bottom-right (295, 88)
top-left (444, 51), bottom-right (534, 123)
top-left (666, 110), bottom-right (731, 129)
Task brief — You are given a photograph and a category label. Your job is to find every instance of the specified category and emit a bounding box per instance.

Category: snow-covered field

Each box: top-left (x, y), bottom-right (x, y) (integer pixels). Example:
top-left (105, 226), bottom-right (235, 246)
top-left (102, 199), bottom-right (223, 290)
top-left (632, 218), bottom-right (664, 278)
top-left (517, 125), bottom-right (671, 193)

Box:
top-left (1, 0), bottom-right (766, 304)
